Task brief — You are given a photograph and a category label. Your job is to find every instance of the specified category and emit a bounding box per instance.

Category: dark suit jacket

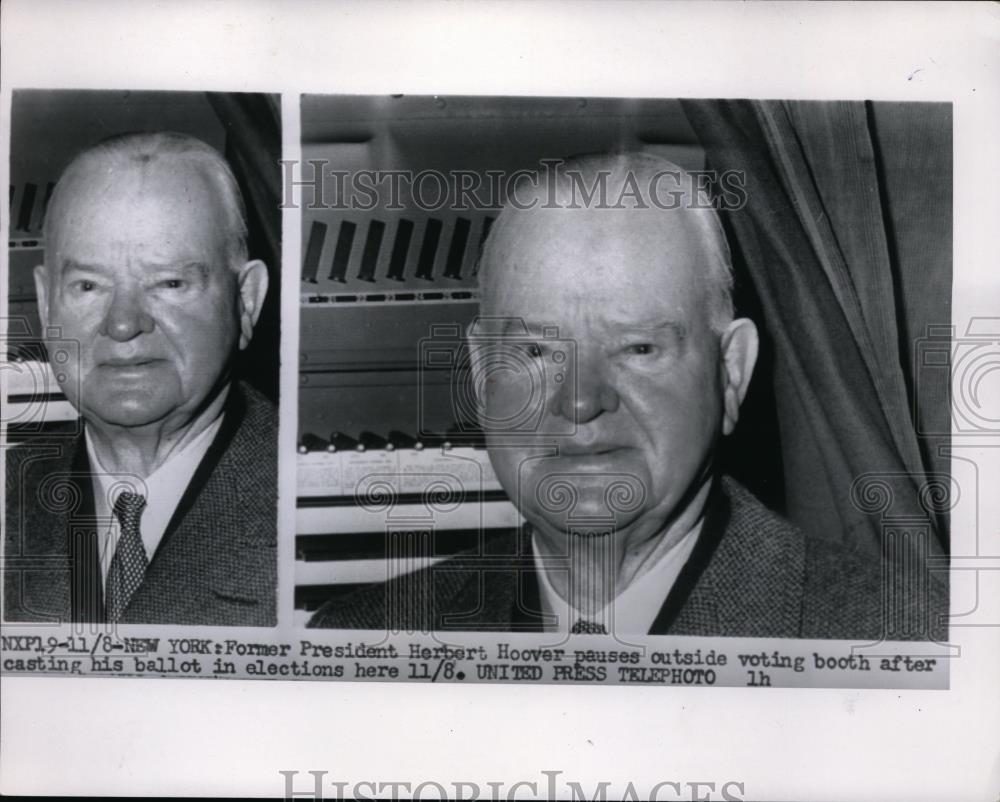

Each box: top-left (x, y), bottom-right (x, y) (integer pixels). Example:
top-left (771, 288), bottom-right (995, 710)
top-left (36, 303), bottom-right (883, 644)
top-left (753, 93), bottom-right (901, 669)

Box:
top-left (308, 477), bottom-right (947, 641)
top-left (4, 381), bottom-right (277, 626)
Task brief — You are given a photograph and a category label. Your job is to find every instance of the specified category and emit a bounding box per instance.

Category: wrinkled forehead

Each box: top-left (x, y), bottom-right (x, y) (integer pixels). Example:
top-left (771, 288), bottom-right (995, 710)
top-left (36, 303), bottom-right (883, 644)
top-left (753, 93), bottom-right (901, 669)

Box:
top-left (483, 203), bottom-right (709, 295)
top-left (478, 205), bottom-right (718, 338)
top-left (48, 157), bottom-right (229, 265)
top-left (55, 154), bottom-right (221, 219)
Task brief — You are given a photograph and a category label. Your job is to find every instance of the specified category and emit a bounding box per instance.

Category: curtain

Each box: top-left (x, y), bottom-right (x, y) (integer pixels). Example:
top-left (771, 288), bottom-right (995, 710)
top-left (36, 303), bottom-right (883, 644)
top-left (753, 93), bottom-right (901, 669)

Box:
top-left (206, 92), bottom-right (282, 402)
top-left (682, 100), bottom-right (951, 557)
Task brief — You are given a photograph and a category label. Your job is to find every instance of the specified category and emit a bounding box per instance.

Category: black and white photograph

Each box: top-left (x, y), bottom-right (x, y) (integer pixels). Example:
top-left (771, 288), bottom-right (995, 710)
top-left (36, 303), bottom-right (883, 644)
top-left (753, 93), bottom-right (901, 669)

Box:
top-left (1, 1), bottom-right (998, 800)
top-left (4, 90), bottom-right (282, 626)
top-left (294, 94), bottom-right (951, 644)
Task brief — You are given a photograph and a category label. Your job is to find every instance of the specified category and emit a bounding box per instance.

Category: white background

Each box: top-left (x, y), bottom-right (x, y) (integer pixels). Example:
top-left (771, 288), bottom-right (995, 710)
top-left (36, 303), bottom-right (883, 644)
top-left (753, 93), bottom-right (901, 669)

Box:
top-left (2, 1), bottom-right (999, 799)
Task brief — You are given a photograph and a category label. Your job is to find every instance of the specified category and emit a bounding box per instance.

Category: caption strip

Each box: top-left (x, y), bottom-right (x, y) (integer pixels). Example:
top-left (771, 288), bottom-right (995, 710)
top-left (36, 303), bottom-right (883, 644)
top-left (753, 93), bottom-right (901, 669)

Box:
top-left (1, 629), bottom-right (948, 689)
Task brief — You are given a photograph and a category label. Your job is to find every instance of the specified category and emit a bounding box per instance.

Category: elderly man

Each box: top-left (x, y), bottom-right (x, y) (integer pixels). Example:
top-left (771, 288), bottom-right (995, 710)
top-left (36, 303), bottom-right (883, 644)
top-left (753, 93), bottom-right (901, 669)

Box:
top-left (310, 152), bottom-right (942, 639)
top-left (4, 132), bottom-right (277, 626)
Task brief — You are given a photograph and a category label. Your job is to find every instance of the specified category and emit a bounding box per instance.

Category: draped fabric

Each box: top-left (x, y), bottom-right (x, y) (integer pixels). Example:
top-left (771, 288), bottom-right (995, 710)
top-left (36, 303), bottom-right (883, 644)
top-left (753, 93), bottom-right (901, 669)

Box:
top-left (206, 92), bottom-right (282, 402)
top-left (682, 100), bottom-right (951, 556)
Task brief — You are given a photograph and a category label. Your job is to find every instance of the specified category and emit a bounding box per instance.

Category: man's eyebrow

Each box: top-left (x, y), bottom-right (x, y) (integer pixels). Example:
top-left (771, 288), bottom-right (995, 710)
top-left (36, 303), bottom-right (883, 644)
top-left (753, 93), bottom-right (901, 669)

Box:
top-left (143, 261), bottom-right (211, 278)
top-left (616, 319), bottom-right (687, 337)
top-left (638, 319), bottom-right (686, 332)
top-left (59, 260), bottom-right (212, 278)
top-left (60, 259), bottom-right (109, 274)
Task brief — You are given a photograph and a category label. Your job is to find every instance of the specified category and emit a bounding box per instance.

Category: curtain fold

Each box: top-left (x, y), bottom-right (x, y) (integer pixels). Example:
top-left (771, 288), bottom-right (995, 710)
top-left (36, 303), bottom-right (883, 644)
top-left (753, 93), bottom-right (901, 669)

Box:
top-left (682, 99), bottom-right (951, 556)
top-left (206, 92), bottom-right (282, 402)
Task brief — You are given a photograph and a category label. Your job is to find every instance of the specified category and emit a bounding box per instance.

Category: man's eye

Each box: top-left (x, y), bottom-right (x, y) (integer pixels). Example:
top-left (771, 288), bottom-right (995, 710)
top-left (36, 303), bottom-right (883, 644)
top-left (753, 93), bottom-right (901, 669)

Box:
top-left (160, 279), bottom-right (186, 290)
top-left (519, 342), bottom-right (543, 358)
top-left (626, 343), bottom-right (655, 356)
top-left (78, 280), bottom-right (96, 292)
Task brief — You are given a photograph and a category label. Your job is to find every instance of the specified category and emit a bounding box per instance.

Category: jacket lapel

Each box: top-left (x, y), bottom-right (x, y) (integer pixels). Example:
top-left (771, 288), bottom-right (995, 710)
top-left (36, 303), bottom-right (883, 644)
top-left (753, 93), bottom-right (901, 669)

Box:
top-left (119, 384), bottom-right (276, 624)
top-left (66, 440), bottom-right (105, 622)
top-left (671, 478), bottom-right (806, 638)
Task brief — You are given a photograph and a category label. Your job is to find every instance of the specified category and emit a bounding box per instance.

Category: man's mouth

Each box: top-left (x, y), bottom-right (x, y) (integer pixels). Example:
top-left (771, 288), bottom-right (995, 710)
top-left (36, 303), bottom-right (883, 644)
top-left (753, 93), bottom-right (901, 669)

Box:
top-left (555, 443), bottom-right (627, 458)
top-left (100, 357), bottom-right (162, 367)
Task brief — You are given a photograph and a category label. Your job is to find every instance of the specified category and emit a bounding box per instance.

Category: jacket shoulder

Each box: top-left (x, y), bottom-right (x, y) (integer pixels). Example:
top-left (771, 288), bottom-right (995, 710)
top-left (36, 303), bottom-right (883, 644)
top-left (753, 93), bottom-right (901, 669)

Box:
top-left (720, 477), bottom-right (803, 554)
top-left (721, 477), bottom-right (946, 641)
top-left (801, 534), bottom-right (947, 642)
top-left (220, 382), bottom-right (278, 514)
top-left (238, 381), bottom-right (278, 431)
top-left (231, 382), bottom-right (278, 464)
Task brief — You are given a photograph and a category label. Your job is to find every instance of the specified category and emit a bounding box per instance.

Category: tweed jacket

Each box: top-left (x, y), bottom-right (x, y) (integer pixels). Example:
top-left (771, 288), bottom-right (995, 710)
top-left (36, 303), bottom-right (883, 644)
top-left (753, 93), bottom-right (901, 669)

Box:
top-left (308, 477), bottom-right (947, 641)
top-left (4, 381), bottom-right (277, 626)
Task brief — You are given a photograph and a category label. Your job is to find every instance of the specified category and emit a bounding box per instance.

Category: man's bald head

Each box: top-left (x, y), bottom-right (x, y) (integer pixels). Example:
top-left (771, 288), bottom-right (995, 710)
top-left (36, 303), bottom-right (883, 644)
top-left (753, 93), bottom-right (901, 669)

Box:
top-left (476, 152), bottom-right (735, 332)
top-left (44, 131), bottom-right (250, 273)
top-left (34, 131), bottom-right (269, 439)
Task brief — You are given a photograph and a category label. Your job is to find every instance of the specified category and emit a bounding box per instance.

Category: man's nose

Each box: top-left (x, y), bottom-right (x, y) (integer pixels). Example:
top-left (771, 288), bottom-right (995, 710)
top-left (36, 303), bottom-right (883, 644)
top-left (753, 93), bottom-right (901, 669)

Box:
top-left (100, 285), bottom-right (155, 342)
top-left (547, 351), bottom-right (620, 424)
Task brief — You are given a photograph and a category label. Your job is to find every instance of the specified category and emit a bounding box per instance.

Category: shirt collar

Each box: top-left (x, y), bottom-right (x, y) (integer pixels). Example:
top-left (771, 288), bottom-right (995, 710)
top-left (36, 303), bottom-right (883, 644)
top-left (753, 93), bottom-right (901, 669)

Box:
top-left (86, 413), bottom-right (224, 571)
top-left (532, 518), bottom-right (703, 635)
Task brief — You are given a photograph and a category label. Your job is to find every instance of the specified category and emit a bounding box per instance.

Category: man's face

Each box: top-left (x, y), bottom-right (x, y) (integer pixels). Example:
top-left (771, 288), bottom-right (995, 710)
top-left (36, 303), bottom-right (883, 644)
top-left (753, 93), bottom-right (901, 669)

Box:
top-left (475, 205), bottom-right (746, 540)
top-left (36, 160), bottom-right (243, 433)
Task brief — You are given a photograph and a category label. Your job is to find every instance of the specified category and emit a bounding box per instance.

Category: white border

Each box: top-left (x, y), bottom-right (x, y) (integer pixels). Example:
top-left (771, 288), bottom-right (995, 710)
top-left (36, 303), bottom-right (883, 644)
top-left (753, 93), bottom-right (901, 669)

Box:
top-left (2, 1), bottom-right (999, 800)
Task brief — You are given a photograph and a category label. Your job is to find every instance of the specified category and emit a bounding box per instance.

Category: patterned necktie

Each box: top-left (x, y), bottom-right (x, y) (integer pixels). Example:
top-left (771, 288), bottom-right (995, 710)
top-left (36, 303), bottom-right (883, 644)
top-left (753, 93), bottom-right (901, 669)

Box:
top-left (106, 491), bottom-right (148, 622)
top-left (571, 619), bottom-right (608, 635)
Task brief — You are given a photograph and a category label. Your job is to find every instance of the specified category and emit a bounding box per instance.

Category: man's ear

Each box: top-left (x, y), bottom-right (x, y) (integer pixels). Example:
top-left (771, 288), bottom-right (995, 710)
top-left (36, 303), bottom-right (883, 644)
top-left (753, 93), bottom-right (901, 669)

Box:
top-left (33, 265), bottom-right (51, 329)
top-left (719, 317), bottom-right (759, 436)
top-left (235, 260), bottom-right (269, 350)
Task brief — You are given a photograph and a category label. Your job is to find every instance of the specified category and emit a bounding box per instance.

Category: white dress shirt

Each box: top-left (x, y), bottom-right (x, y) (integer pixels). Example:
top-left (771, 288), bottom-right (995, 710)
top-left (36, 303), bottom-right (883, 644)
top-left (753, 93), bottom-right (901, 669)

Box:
top-left (532, 519), bottom-right (703, 634)
top-left (87, 415), bottom-right (224, 585)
